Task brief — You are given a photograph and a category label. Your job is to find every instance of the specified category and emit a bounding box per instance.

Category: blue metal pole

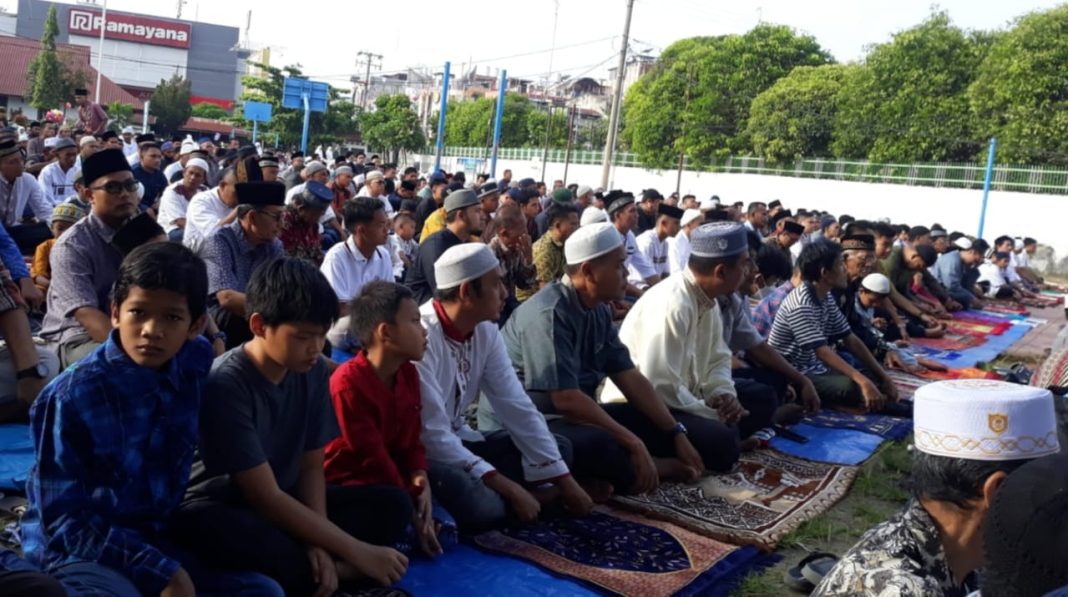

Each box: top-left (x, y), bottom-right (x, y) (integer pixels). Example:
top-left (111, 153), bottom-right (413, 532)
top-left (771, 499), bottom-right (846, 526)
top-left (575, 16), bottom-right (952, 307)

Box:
top-left (252, 120), bottom-right (258, 145)
top-left (977, 137), bottom-right (997, 239)
top-left (434, 61), bottom-right (451, 173)
top-left (490, 69), bottom-right (508, 178)
top-left (300, 93), bottom-right (311, 155)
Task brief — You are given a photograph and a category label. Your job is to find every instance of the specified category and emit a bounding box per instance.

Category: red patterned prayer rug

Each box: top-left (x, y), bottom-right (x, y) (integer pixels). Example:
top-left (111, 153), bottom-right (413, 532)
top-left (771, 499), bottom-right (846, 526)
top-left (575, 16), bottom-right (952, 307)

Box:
top-left (473, 506), bottom-right (762, 596)
top-left (611, 450), bottom-right (858, 551)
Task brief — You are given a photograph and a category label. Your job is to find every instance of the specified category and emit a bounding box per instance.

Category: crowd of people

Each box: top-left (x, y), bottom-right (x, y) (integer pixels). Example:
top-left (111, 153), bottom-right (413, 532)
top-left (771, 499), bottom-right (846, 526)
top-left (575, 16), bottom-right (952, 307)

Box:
top-left (0, 90), bottom-right (1065, 596)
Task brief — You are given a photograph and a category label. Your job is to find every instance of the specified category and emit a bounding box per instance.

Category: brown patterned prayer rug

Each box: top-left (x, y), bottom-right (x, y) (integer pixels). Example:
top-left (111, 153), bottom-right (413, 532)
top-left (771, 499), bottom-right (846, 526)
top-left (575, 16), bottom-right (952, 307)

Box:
top-left (611, 449), bottom-right (858, 550)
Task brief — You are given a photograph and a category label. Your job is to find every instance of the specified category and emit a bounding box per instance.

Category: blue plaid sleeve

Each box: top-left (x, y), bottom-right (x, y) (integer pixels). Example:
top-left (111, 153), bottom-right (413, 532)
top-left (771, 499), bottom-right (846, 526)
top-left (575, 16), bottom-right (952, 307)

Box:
top-left (27, 371), bottom-right (181, 594)
top-left (0, 223), bottom-right (28, 280)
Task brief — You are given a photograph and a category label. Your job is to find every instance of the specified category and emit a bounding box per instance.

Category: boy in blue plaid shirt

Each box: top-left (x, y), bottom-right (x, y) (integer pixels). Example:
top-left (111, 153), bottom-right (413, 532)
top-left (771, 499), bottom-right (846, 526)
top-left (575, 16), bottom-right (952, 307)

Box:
top-left (22, 242), bottom-right (281, 596)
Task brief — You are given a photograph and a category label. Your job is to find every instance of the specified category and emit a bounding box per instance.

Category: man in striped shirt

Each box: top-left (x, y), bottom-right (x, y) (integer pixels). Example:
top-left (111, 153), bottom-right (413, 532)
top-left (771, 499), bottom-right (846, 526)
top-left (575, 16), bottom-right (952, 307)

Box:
top-left (767, 239), bottom-right (899, 412)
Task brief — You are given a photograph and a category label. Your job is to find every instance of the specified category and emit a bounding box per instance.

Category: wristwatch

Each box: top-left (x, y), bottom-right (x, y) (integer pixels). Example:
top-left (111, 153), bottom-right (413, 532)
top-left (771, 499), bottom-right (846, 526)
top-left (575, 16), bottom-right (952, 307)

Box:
top-left (211, 331), bottom-right (227, 344)
top-left (16, 362), bottom-right (48, 381)
top-left (671, 422), bottom-right (688, 436)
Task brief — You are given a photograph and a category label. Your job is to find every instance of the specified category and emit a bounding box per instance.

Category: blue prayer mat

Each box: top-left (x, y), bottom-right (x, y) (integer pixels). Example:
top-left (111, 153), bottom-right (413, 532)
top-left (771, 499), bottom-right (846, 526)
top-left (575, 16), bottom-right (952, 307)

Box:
top-left (802, 410), bottom-right (912, 441)
top-left (769, 423), bottom-right (886, 466)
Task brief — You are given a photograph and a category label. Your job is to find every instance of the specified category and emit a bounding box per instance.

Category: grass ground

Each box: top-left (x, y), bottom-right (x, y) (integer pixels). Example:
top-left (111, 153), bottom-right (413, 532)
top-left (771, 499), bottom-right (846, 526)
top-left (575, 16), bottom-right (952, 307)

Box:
top-left (732, 440), bottom-right (913, 596)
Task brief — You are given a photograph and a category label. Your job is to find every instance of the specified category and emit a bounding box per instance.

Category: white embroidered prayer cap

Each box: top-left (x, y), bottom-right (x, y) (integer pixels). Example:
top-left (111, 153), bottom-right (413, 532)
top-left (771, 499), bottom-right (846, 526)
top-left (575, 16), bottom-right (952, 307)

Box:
top-left (954, 237), bottom-right (973, 250)
top-left (435, 243), bottom-right (500, 290)
top-left (914, 380), bottom-right (1059, 461)
top-left (680, 209), bottom-right (702, 228)
top-left (565, 222), bottom-right (623, 265)
top-left (860, 273), bottom-right (891, 295)
top-left (579, 207), bottom-right (608, 227)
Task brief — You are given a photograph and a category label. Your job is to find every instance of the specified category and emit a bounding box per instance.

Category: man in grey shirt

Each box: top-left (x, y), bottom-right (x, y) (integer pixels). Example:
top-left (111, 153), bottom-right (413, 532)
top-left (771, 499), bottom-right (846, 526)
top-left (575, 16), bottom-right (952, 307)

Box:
top-left (40, 149), bottom-right (137, 367)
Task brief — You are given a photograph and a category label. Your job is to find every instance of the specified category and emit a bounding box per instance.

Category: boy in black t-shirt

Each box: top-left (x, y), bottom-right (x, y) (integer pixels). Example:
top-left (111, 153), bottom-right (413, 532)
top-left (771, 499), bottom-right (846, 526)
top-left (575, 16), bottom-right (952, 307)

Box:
top-left (175, 258), bottom-right (410, 596)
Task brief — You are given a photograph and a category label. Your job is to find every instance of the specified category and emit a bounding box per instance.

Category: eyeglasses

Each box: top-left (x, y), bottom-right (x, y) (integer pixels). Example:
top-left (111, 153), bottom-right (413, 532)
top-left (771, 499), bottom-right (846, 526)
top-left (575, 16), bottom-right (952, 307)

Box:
top-left (90, 179), bottom-right (139, 195)
top-left (257, 209), bottom-right (284, 223)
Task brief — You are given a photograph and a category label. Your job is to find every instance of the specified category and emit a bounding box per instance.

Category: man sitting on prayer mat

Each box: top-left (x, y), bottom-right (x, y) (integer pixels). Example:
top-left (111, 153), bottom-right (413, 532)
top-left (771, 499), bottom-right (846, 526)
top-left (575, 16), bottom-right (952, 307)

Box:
top-left (814, 380), bottom-right (1059, 597)
top-left (484, 223), bottom-right (716, 499)
top-left (420, 244), bottom-right (593, 528)
top-left (767, 238), bottom-right (900, 413)
top-left (601, 222), bottom-right (799, 453)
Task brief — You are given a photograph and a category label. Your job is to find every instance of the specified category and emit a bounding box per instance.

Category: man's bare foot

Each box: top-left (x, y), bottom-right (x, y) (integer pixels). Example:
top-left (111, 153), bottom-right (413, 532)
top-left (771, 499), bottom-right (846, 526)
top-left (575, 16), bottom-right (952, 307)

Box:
top-left (580, 479), bottom-right (615, 503)
top-left (654, 457), bottom-right (700, 482)
top-left (531, 484), bottom-right (562, 505)
top-left (739, 437), bottom-right (761, 452)
top-left (924, 327), bottom-right (946, 338)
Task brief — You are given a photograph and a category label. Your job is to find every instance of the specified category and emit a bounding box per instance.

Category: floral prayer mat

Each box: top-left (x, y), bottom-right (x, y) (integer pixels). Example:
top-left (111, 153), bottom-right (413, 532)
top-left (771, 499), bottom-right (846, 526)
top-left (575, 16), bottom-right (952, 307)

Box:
top-left (473, 506), bottom-right (761, 596)
top-left (611, 450), bottom-right (858, 551)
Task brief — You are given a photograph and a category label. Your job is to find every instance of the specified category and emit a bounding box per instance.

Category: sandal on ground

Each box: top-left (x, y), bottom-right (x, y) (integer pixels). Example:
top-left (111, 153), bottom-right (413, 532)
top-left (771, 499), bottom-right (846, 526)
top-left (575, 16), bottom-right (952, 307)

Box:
top-left (800, 552), bottom-right (839, 587)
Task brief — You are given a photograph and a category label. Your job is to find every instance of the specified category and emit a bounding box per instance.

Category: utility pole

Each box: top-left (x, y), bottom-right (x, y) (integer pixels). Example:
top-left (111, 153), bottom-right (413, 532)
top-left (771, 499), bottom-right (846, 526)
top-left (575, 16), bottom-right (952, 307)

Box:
top-left (562, 106), bottom-right (576, 185)
top-left (675, 66), bottom-right (694, 198)
top-left (355, 51), bottom-right (383, 109)
top-left (600, 0), bottom-right (635, 189)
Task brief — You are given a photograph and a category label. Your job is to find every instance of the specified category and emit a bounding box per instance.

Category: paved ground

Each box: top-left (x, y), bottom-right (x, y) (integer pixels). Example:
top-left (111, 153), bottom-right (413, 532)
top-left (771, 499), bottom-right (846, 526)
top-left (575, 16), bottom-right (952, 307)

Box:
top-left (1006, 303), bottom-right (1066, 361)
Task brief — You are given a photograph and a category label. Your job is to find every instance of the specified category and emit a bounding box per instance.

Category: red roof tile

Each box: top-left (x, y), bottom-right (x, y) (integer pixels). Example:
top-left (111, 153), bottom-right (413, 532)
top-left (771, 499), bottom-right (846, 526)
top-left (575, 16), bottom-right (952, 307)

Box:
top-left (0, 35), bottom-right (143, 109)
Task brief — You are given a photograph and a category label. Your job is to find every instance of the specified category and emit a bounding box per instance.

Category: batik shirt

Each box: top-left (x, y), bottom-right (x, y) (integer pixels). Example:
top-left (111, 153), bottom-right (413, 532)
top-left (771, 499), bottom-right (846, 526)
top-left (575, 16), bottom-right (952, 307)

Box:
top-left (278, 207), bottom-right (324, 265)
top-left (752, 279), bottom-right (796, 338)
top-left (812, 499), bottom-right (974, 597)
top-left (532, 232), bottom-right (566, 287)
top-left (490, 237), bottom-right (537, 302)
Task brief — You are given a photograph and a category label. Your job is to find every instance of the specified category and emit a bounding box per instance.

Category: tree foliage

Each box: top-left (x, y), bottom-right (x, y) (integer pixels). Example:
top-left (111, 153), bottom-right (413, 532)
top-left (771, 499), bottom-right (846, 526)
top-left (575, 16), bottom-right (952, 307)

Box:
top-left (150, 74), bottom-right (192, 136)
top-left (440, 93), bottom-right (583, 150)
top-left (105, 102), bottom-right (134, 131)
top-left (832, 12), bottom-right (988, 162)
top-left (27, 6), bottom-right (85, 112)
top-left (230, 62), bottom-right (358, 149)
top-left (358, 94), bottom-right (426, 163)
top-left (968, 5), bottom-right (1068, 165)
top-left (747, 64), bottom-right (859, 162)
top-left (191, 103), bottom-right (229, 119)
top-left (621, 25), bottom-right (832, 168)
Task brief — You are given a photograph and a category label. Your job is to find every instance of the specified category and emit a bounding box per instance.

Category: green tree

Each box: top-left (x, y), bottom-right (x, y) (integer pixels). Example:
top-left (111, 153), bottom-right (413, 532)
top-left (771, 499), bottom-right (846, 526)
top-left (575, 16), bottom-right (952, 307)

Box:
top-left (105, 102), bottom-right (134, 131)
top-left (150, 74), bottom-right (192, 136)
top-left (231, 62), bottom-right (358, 149)
top-left (191, 103), bottom-right (229, 119)
top-left (832, 12), bottom-right (988, 162)
top-left (524, 107), bottom-right (570, 149)
top-left (747, 64), bottom-right (859, 162)
top-left (621, 24), bottom-right (833, 168)
top-left (26, 6), bottom-right (83, 112)
top-left (442, 93), bottom-right (535, 148)
top-left (358, 94), bottom-right (426, 163)
top-left (575, 117), bottom-right (609, 150)
top-left (969, 5), bottom-right (1068, 165)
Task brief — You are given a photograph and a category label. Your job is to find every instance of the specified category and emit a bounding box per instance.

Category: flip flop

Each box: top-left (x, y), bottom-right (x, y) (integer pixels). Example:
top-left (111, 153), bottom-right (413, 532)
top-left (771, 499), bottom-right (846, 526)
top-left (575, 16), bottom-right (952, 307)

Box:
top-left (783, 560), bottom-right (814, 593)
top-left (800, 552), bottom-right (839, 587)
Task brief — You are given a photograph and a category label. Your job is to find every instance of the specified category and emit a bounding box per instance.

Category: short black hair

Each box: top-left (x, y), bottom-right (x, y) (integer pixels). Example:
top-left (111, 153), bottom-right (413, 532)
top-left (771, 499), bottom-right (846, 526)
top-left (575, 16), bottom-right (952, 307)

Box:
top-left (994, 235), bottom-right (1014, 248)
top-left (745, 229), bottom-right (764, 252)
top-left (873, 222), bottom-right (896, 239)
top-left (747, 201), bottom-right (766, 215)
top-left (343, 196), bottom-right (384, 233)
top-left (433, 276), bottom-right (483, 302)
top-left (972, 239), bottom-right (990, 254)
top-left (545, 202), bottom-right (579, 228)
top-left (914, 244), bottom-right (938, 267)
top-left (756, 243), bottom-right (793, 283)
top-left (838, 214), bottom-right (855, 226)
top-left (349, 281), bottom-right (413, 347)
top-left (1024, 237), bottom-right (1037, 246)
top-left (688, 252), bottom-right (745, 275)
top-left (907, 226), bottom-right (931, 242)
top-left (910, 451), bottom-right (1028, 509)
top-left (246, 257), bottom-right (338, 330)
top-left (403, 166), bottom-right (418, 176)
top-left (797, 238), bottom-right (842, 282)
top-left (113, 242), bottom-right (207, 320)
top-left (948, 231), bottom-right (965, 242)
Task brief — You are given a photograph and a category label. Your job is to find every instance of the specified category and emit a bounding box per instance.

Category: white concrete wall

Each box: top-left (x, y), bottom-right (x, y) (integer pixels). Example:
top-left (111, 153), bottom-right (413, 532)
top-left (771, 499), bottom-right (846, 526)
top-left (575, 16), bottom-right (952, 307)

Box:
top-left (425, 154), bottom-right (1068, 264)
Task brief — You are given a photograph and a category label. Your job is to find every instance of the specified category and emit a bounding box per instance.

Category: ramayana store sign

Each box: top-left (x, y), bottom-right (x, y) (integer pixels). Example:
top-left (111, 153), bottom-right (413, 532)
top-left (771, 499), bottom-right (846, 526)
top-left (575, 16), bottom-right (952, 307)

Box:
top-left (68, 8), bottom-right (192, 49)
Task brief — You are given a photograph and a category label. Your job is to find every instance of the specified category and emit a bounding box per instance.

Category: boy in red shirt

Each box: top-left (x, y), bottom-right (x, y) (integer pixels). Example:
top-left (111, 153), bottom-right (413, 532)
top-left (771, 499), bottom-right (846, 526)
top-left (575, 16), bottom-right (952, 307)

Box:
top-left (324, 280), bottom-right (442, 557)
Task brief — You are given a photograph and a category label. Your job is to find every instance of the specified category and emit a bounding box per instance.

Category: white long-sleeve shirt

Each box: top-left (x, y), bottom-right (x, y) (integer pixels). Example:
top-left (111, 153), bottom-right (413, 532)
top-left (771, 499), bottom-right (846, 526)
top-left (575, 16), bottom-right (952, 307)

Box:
top-left (157, 182), bottom-right (205, 234)
top-left (0, 173), bottom-right (51, 226)
top-left (624, 229), bottom-right (657, 286)
top-left (668, 231), bottom-right (692, 274)
top-left (416, 300), bottom-right (569, 483)
top-left (978, 262), bottom-right (1010, 297)
top-left (635, 229), bottom-right (671, 278)
top-left (37, 162), bottom-right (79, 207)
top-left (601, 268), bottom-right (736, 420)
top-left (183, 187), bottom-right (231, 254)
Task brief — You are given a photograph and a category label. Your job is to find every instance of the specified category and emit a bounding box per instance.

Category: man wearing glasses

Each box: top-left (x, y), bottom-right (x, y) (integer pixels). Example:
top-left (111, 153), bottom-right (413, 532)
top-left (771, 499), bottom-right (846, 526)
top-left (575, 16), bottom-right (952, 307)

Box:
top-left (201, 181), bottom-right (285, 349)
top-left (41, 149), bottom-right (140, 367)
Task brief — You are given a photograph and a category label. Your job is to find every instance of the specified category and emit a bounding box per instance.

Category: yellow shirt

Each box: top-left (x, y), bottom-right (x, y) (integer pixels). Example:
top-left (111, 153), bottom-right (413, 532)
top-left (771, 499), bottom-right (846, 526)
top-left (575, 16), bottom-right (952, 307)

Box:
top-left (420, 207), bottom-right (447, 243)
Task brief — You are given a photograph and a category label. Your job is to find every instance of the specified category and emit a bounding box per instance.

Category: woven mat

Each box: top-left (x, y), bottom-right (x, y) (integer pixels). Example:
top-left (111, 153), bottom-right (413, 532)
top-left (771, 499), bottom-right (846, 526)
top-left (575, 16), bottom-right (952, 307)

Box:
top-left (801, 409), bottom-right (912, 441)
top-left (611, 450), bottom-right (858, 551)
top-left (473, 506), bottom-right (762, 596)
